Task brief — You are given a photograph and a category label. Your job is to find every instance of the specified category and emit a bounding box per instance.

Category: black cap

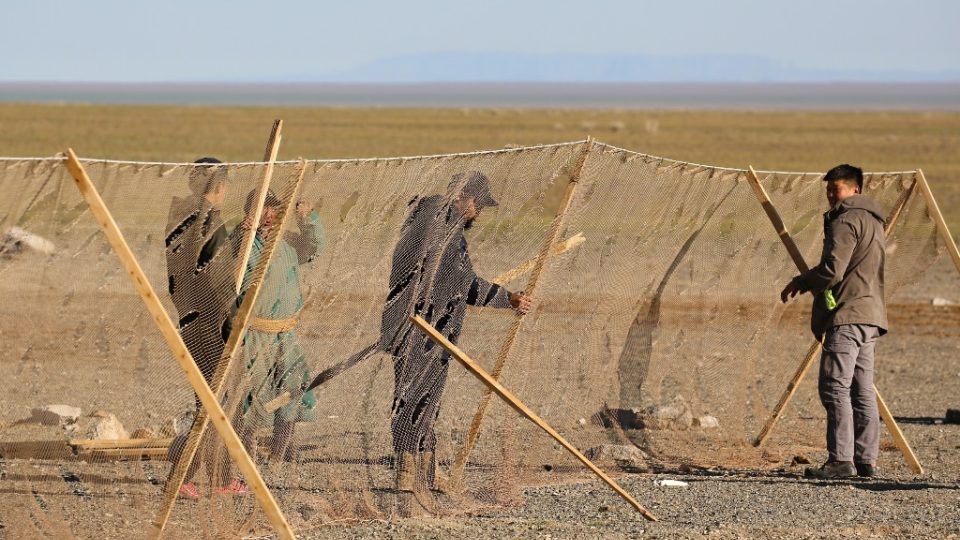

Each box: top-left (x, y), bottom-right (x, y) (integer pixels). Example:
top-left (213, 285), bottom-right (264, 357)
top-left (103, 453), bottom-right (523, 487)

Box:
top-left (189, 157), bottom-right (226, 194)
top-left (244, 188), bottom-right (282, 214)
top-left (450, 171), bottom-right (498, 208)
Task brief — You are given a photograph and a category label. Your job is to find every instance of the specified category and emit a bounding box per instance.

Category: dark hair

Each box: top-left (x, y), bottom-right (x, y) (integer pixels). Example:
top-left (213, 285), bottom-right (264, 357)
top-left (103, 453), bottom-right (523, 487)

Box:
top-left (244, 188), bottom-right (282, 215)
top-left (189, 157), bottom-right (227, 195)
top-left (824, 164), bottom-right (863, 190)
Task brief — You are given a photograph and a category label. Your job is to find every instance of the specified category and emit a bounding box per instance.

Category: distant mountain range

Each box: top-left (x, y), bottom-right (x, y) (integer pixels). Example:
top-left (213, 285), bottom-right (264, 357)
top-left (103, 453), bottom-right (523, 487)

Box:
top-left (313, 52), bottom-right (960, 83)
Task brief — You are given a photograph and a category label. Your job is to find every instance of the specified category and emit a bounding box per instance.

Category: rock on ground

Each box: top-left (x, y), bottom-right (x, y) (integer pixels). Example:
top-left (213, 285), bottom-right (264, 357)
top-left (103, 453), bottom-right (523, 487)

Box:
top-left (30, 404), bottom-right (82, 426)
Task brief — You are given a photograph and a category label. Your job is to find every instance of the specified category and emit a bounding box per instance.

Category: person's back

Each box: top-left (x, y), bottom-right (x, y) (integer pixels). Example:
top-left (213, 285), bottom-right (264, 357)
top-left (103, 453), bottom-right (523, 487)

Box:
top-left (164, 158), bottom-right (238, 380)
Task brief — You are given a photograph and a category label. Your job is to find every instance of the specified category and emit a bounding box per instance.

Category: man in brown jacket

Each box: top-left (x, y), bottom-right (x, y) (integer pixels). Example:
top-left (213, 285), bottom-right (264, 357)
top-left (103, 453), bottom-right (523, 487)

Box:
top-left (781, 164), bottom-right (887, 479)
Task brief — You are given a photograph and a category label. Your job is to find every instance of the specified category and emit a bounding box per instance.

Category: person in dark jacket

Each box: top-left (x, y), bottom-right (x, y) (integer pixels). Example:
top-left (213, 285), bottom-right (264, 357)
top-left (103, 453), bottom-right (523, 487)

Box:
top-left (380, 171), bottom-right (531, 493)
top-left (164, 157), bottom-right (246, 498)
top-left (781, 164), bottom-right (888, 479)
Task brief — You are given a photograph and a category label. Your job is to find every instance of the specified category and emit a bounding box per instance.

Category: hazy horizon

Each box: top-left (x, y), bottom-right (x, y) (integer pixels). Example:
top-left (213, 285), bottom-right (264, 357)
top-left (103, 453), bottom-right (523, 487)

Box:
top-left (2, 81), bottom-right (958, 110)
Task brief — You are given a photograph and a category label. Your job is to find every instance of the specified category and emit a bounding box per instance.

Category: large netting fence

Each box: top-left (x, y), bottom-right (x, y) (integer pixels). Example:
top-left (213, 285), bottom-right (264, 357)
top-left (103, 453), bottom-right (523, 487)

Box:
top-left (0, 140), bottom-right (948, 537)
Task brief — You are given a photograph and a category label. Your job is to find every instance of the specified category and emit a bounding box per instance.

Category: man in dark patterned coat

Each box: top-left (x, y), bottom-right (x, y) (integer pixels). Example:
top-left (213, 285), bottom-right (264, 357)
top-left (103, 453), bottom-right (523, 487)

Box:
top-left (164, 157), bottom-right (245, 498)
top-left (380, 171), bottom-right (531, 493)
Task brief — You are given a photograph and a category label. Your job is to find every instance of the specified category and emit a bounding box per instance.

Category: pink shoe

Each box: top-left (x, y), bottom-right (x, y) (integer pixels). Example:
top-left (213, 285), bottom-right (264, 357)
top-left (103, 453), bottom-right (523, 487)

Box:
top-left (178, 481), bottom-right (201, 500)
top-left (217, 478), bottom-right (250, 495)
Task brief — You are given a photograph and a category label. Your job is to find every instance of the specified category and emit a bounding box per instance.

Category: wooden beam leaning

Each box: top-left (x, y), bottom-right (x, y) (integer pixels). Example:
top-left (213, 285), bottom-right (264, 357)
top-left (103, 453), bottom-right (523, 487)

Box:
top-left (236, 119), bottom-right (283, 293)
top-left (151, 158), bottom-right (307, 538)
top-left (62, 149), bottom-right (296, 540)
top-left (450, 138), bottom-right (595, 486)
top-left (411, 315), bottom-right (657, 521)
top-left (747, 167), bottom-right (923, 473)
top-left (493, 232), bottom-right (586, 285)
top-left (915, 169), bottom-right (960, 276)
top-left (752, 340), bottom-right (822, 447)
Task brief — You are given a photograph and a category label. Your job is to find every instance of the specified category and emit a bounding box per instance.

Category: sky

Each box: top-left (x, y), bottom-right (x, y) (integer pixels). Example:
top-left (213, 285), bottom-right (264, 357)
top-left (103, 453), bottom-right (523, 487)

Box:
top-left (2, 0), bottom-right (958, 82)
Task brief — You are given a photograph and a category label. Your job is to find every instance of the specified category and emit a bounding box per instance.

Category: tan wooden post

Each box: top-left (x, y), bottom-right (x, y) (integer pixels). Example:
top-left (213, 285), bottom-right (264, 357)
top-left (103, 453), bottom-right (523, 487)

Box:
top-left (63, 149), bottom-right (295, 540)
top-left (915, 169), bottom-right (960, 276)
top-left (411, 315), bottom-right (657, 521)
top-left (150, 163), bottom-right (307, 535)
top-left (450, 138), bottom-right (595, 486)
top-left (236, 119), bottom-right (283, 293)
top-left (746, 167), bottom-right (923, 473)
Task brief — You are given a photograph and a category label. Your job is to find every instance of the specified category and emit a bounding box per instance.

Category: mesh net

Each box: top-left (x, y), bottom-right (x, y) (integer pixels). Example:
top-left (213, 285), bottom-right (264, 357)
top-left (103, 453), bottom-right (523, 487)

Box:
top-left (0, 141), bottom-right (948, 537)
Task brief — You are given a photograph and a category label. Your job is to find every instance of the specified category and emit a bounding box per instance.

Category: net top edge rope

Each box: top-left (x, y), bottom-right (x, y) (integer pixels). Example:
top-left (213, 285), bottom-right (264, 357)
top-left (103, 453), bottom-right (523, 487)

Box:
top-left (0, 139), bottom-right (920, 177)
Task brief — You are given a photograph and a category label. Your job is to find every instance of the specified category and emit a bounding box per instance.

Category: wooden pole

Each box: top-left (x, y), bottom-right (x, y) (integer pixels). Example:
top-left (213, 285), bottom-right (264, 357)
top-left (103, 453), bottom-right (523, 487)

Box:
top-left (753, 341), bottom-right (822, 447)
top-left (493, 232), bottom-right (586, 285)
top-left (62, 149), bottom-right (296, 540)
top-left (747, 167), bottom-right (923, 473)
top-left (451, 138), bottom-right (595, 486)
top-left (236, 119), bottom-right (283, 293)
top-left (411, 315), bottom-right (657, 521)
top-left (151, 158), bottom-right (307, 538)
top-left (915, 169), bottom-right (960, 276)
top-left (876, 388), bottom-right (924, 474)
top-left (746, 167), bottom-right (810, 272)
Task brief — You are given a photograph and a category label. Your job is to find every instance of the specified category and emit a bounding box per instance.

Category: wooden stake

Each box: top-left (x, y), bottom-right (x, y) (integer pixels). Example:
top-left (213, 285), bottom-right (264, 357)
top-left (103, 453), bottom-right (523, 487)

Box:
top-left (876, 387), bottom-right (924, 474)
top-left (236, 119), bottom-right (283, 293)
top-left (63, 149), bottom-right (295, 540)
top-left (493, 232), bottom-right (586, 285)
top-left (411, 315), bottom-right (657, 521)
top-left (915, 169), bottom-right (960, 276)
top-left (747, 167), bottom-right (923, 473)
top-left (70, 438), bottom-right (174, 450)
top-left (451, 139), bottom-right (594, 486)
top-left (151, 158), bottom-right (307, 539)
top-left (753, 341), bottom-right (822, 447)
top-left (746, 167), bottom-right (810, 272)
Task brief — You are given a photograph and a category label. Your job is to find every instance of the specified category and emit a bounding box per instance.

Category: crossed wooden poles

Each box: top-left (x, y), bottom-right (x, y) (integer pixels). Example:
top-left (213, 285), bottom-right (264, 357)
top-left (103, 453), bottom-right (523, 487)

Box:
top-left (64, 120), bottom-right (301, 539)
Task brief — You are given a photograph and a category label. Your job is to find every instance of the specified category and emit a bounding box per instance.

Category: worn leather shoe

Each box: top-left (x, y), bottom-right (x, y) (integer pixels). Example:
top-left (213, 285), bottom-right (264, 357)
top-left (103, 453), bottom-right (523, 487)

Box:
top-left (804, 461), bottom-right (856, 479)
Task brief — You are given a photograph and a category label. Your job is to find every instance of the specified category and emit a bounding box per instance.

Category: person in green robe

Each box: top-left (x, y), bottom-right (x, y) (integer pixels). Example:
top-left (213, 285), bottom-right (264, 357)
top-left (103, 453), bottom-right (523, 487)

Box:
top-left (238, 189), bottom-right (325, 461)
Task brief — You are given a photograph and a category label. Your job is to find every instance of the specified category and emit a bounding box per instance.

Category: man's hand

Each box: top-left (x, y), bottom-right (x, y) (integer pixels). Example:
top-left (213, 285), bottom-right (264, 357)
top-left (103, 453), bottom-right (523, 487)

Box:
top-left (296, 200), bottom-right (313, 220)
top-left (780, 280), bottom-right (802, 303)
top-left (241, 214), bottom-right (255, 231)
top-left (510, 292), bottom-right (532, 314)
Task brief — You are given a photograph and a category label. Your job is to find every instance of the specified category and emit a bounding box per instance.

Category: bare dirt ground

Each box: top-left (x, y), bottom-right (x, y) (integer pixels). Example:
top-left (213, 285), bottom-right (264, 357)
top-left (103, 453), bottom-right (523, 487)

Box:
top-left (4, 258), bottom-right (956, 539)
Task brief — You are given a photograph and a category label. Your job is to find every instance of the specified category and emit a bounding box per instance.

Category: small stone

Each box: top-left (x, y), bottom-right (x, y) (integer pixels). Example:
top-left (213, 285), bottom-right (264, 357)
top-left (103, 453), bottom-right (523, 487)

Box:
top-left (584, 444), bottom-right (649, 470)
top-left (693, 415), bottom-right (720, 429)
top-left (130, 427), bottom-right (155, 439)
top-left (931, 297), bottom-right (956, 306)
top-left (791, 454), bottom-right (812, 465)
top-left (1, 227), bottom-right (56, 255)
top-left (84, 411), bottom-right (128, 440)
top-left (30, 404), bottom-right (81, 426)
top-left (642, 396), bottom-right (693, 430)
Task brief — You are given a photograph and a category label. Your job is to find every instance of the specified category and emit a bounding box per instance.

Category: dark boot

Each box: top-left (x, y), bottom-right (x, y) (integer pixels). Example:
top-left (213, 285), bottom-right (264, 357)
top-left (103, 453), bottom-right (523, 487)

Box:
top-left (395, 452), bottom-right (415, 492)
top-left (804, 461), bottom-right (856, 479)
top-left (855, 462), bottom-right (877, 478)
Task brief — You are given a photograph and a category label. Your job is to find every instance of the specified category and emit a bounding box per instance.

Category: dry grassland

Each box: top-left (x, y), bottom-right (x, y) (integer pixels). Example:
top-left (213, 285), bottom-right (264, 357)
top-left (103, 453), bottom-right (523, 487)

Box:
top-left (1, 103), bottom-right (958, 233)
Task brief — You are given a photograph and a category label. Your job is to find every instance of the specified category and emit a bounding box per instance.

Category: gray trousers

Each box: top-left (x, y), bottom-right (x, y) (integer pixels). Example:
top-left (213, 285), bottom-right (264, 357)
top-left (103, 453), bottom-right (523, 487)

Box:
top-left (818, 324), bottom-right (881, 464)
